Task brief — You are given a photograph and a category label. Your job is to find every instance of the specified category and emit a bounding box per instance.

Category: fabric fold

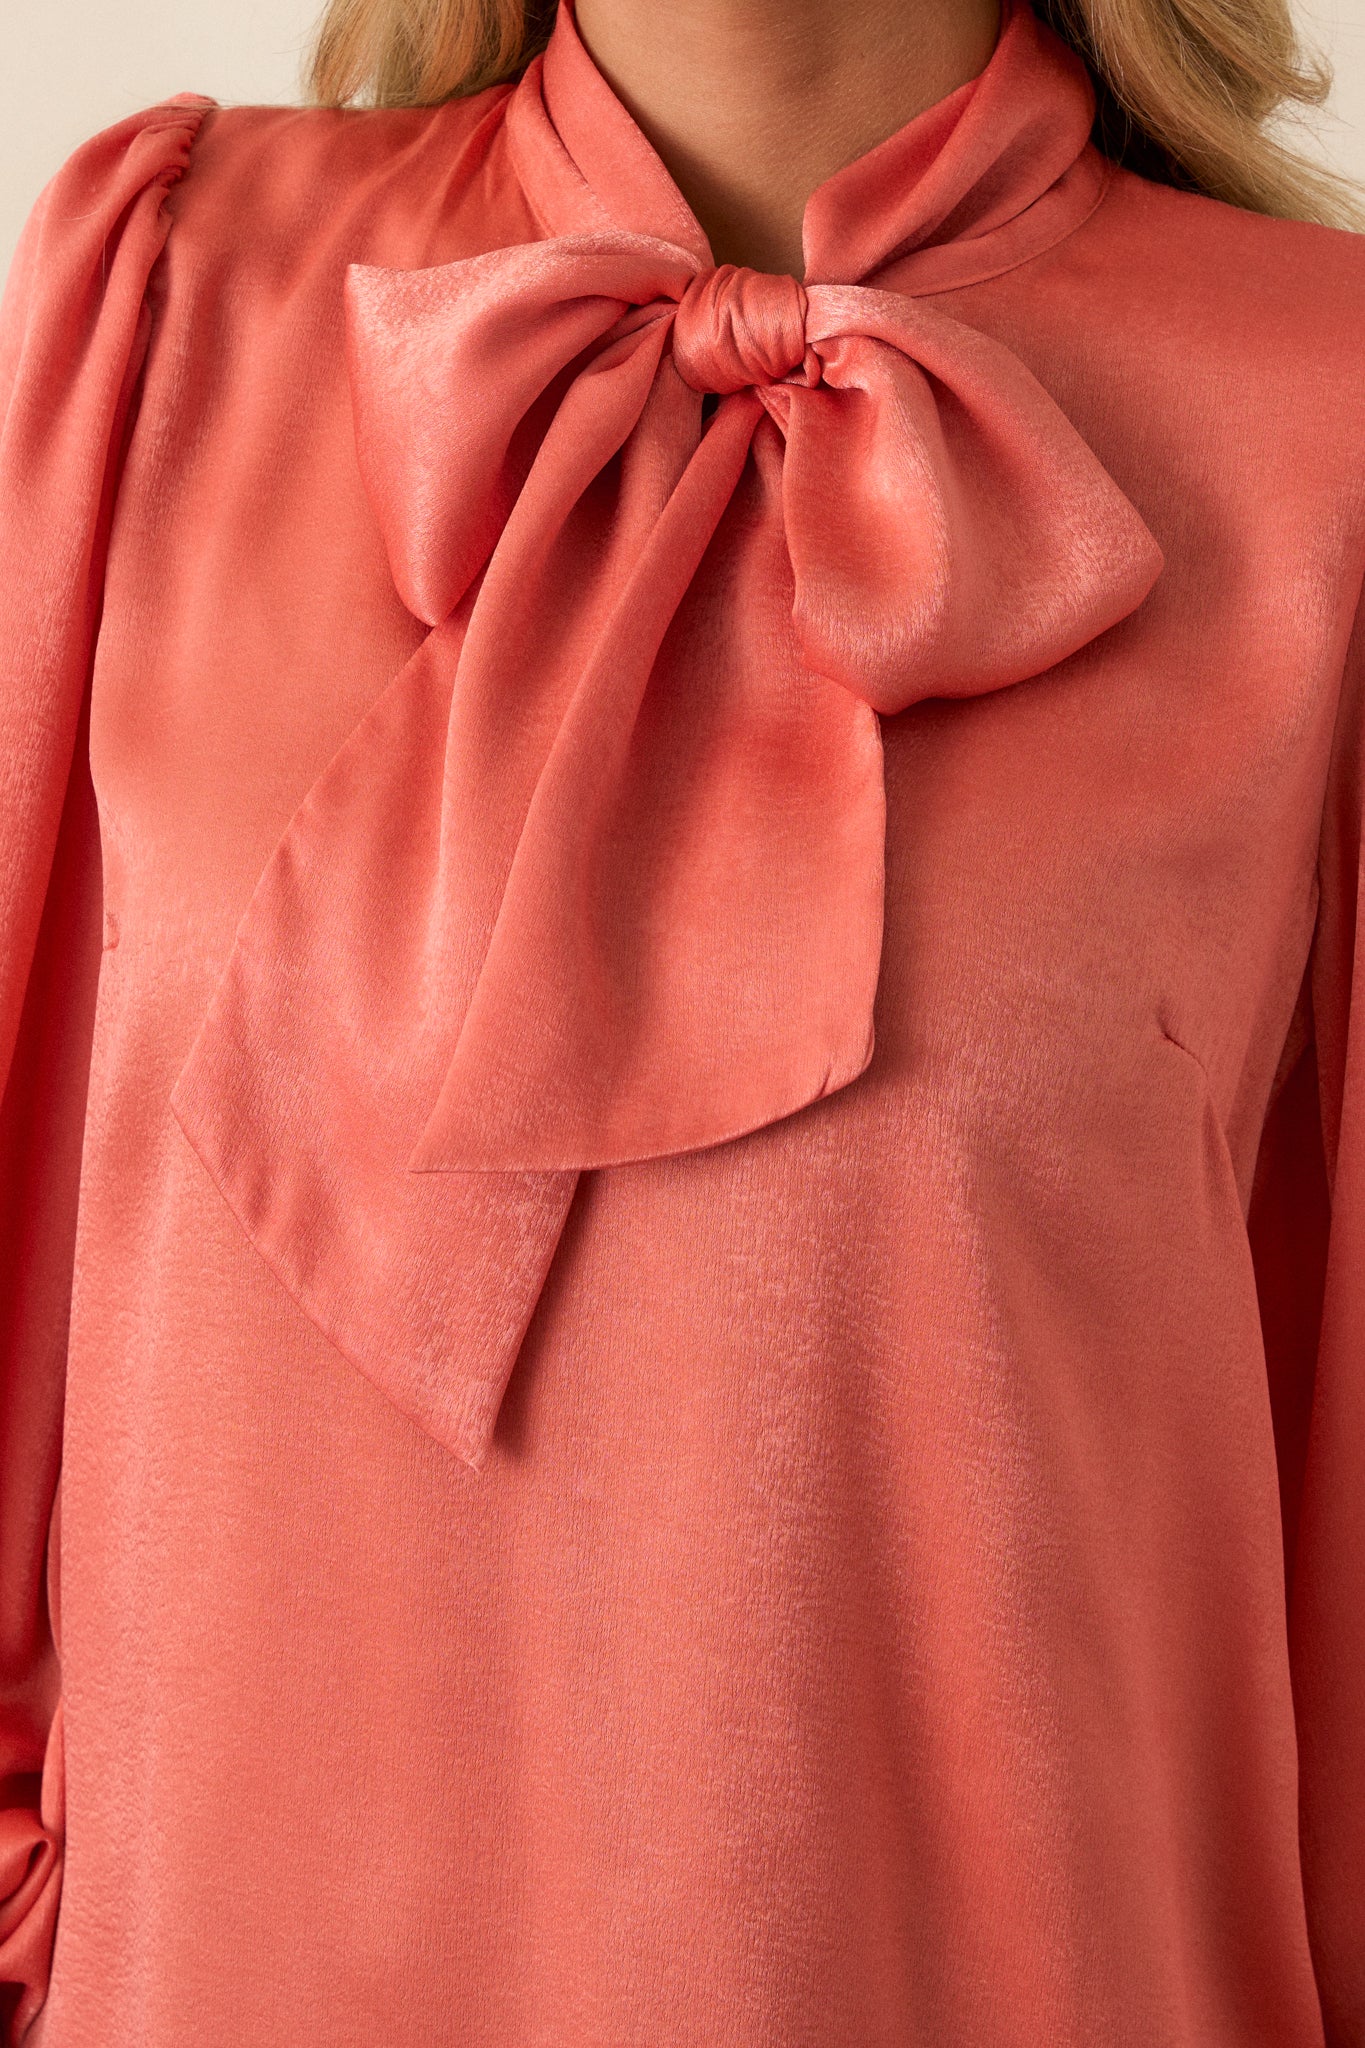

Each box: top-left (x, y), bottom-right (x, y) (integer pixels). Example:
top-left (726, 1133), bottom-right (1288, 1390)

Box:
top-left (0, 94), bottom-right (210, 2033)
top-left (171, 0), bottom-right (1164, 1470)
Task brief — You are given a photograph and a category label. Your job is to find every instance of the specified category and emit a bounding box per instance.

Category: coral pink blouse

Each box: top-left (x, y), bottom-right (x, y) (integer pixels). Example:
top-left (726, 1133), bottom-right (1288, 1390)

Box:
top-left (1, 0), bottom-right (1363, 2040)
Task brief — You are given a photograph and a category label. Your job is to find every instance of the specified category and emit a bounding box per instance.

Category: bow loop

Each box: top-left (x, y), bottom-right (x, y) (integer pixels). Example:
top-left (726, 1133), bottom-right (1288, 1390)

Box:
top-left (783, 287), bottom-right (1163, 709)
top-left (346, 233), bottom-right (699, 624)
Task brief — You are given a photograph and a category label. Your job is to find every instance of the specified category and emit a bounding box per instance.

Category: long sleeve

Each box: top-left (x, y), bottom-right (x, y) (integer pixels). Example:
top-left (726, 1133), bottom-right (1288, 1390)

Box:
top-left (0, 97), bottom-right (209, 2040)
top-left (1250, 583), bottom-right (1365, 2048)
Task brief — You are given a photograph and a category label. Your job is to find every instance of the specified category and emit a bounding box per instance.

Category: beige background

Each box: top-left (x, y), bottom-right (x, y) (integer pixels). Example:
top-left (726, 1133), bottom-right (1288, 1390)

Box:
top-left (2, 0), bottom-right (1364, 285)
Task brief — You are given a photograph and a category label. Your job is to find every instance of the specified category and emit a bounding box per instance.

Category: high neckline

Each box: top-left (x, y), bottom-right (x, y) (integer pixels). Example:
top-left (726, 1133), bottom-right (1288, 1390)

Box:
top-left (506, 0), bottom-right (1110, 295)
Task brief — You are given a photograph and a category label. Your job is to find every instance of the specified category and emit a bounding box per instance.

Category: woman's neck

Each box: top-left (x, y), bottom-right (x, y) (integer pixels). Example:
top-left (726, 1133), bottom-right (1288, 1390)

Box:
top-left (572, 0), bottom-right (1003, 276)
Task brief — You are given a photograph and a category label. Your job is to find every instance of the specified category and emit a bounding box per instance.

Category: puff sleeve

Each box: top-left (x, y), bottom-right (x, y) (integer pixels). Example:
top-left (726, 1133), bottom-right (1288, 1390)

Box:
top-left (0, 97), bottom-right (209, 2039)
top-left (1249, 583), bottom-right (1365, 2048)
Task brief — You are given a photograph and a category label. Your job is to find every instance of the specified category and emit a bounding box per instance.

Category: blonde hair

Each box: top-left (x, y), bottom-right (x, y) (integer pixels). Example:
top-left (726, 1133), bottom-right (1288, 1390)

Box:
top-left (308, 0), bottom-right (1361, 229)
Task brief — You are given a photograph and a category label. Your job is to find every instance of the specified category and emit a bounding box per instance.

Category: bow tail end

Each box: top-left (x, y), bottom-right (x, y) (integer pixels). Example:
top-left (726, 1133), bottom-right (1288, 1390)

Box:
top-left (166, 616), bottom-right (583, 1473)
top-left (171, 1022), bottom-right (580, 1471)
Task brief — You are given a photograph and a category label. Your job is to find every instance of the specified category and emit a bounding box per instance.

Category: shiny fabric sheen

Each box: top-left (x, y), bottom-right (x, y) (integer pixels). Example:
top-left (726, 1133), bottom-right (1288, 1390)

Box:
top-left (671, 265), bottom-right (812, 391)
top-left (1, 6), bottom-right (1364, 2046)
top-left (170, 0), bottom-right (1161, 1472)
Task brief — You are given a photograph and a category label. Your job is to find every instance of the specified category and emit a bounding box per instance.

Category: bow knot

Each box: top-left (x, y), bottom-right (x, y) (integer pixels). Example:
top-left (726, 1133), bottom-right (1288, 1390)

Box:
top-left (671, 264), bottom-right (817, 393)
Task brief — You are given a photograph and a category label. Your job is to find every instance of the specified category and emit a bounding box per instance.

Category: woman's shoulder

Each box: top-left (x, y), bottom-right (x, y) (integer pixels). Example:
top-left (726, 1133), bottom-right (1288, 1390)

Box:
top-left (171, 89), bottom-right (523, 265)
top-left (2, 95), bottom-right (214, 420)
top-left (1089, 161), bottom-right (1365, 362)
top-left (184, 88), bottom-right (511, 196)
top-left (23, 84), bottom-right (525, 296)
top-left (7, 94), bottom-right (213, 281)
top-left (1048, 159), bottom-right (1365, 489)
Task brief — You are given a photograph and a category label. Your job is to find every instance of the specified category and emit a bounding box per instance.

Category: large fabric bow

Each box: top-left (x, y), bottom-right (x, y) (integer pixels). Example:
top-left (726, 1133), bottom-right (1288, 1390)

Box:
top-left (171, 0), bottom-right (1164, 1469)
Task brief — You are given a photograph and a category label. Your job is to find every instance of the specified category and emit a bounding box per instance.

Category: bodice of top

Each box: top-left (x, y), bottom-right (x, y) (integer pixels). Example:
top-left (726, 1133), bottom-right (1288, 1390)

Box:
top-left (0, 7), bottom-right (1363, 2046)
top-left (171, 0), bottom-right (1163, 1469)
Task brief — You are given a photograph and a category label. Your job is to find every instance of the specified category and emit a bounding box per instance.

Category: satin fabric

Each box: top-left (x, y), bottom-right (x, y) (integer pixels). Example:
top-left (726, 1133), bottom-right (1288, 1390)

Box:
top-left (171, 0), bottom-right (1161, 1470)
top-left (0, 101), bottom-right (208, 2035)
top-left (1, 8), bottom-right (1365, 2046)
